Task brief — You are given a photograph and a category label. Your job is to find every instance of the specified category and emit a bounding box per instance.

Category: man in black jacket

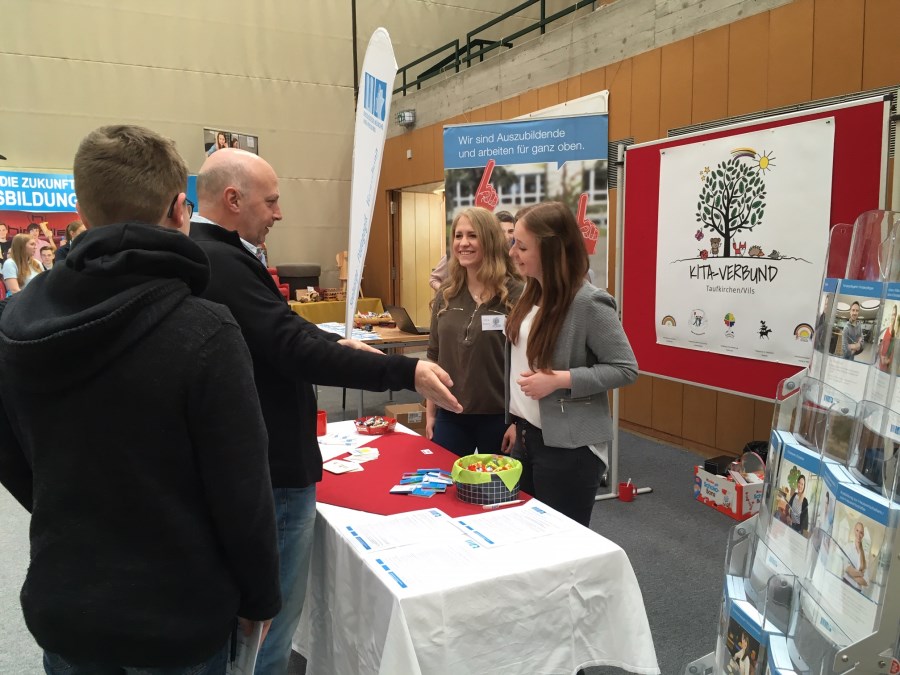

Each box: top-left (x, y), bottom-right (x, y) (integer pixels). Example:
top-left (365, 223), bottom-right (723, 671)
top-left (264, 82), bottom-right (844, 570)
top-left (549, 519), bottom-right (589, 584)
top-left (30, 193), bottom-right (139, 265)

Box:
top-left (192, 148), bottom-right (462, 674)
top-left (0, 126), bottom-right (281, 673)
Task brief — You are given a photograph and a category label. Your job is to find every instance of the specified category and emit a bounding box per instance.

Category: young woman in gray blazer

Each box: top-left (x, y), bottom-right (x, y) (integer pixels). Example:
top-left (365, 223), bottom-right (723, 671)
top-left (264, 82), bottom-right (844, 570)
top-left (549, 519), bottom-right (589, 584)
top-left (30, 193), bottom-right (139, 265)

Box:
top-left (500, 202), bottom-right (637, 526)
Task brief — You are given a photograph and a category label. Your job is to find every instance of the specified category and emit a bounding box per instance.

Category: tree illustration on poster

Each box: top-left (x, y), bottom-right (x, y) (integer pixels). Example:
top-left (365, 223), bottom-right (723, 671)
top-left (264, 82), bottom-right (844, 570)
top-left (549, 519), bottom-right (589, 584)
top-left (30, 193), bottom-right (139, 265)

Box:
top-left (695, 152), bottom-right (770, 258)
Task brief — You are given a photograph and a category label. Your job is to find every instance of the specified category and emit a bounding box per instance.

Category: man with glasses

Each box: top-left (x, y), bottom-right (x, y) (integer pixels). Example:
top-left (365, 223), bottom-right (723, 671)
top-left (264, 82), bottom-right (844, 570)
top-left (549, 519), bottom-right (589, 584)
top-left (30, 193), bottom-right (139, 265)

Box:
top-left (191, 148), bottom-right (463, 675)
top-left (0, 125), bottom-right (281, 673)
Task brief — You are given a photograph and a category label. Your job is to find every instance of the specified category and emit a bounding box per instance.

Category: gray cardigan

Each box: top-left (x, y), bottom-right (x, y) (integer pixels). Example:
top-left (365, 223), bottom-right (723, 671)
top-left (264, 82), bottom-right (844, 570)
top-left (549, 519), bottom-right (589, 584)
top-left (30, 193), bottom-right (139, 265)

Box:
top-left (505, 283), bottom-right (638, 448)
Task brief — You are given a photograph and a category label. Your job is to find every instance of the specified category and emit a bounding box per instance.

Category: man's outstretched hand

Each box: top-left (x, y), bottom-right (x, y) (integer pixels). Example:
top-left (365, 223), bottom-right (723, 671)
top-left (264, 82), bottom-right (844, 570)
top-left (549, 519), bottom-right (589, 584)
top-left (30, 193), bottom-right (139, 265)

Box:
top-left (414, 362), bottom-right (462, 413)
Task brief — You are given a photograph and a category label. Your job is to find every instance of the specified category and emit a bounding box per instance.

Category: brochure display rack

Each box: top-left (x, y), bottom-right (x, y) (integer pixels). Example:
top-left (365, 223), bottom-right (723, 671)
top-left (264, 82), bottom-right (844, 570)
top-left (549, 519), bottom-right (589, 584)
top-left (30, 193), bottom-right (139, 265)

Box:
top-left (687, 211), bottom-right (900, 674)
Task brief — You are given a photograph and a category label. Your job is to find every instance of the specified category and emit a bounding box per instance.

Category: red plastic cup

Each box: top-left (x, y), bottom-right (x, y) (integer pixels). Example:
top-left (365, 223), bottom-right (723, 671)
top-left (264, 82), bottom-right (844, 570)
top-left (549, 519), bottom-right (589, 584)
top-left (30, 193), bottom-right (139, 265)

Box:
top-left (618, 481), bottom-right (636, 502)
top-left (316, 410), bottom-right (327, 436)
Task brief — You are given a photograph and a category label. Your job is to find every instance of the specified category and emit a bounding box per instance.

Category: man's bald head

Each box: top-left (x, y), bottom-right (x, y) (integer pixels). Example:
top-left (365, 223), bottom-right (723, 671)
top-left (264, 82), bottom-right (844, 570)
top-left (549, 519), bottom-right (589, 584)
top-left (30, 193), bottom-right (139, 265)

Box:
top-left (196, 149), bottom-right (282, 246)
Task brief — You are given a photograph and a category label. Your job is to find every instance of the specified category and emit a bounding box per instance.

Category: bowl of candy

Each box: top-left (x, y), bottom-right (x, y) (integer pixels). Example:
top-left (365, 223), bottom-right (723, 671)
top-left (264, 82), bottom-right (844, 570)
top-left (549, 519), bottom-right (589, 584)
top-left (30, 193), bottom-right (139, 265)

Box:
top-left (354, 416), bottom-right (397, 435)
top-left (451, 454), bottom-right (522, 504)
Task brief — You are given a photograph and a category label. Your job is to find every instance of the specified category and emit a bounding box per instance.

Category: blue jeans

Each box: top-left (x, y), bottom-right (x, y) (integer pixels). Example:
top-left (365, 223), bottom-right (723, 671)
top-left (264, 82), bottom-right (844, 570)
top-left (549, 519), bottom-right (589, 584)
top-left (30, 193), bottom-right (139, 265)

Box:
top-left (43, 642), bottom-right (227, 674)
top-left (254, 485), bottom-right (317, 675)
top-left (431, 409), bottom-right (509, 457)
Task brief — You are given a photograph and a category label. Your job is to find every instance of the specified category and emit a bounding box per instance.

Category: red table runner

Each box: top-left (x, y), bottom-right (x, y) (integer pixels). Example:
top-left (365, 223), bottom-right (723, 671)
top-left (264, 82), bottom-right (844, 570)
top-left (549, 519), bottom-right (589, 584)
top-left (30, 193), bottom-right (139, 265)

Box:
top-left (317, 432), bottom-right (529, 517)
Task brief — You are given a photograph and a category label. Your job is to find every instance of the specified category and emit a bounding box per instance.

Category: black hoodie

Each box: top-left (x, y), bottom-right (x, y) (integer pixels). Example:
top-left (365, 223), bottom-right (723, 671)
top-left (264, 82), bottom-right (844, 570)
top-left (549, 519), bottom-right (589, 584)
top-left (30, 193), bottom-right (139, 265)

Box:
top-left (0, 222), bottom-right (280, 667)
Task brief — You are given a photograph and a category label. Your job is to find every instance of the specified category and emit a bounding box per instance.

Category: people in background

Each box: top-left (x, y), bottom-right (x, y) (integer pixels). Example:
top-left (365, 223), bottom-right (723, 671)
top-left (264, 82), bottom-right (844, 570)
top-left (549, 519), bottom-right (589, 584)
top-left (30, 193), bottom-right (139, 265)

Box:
top-left (191, 148), bottom-right (461, 675)
top-left (231, 135), bottom-right (241, 149)
top-left (842, 301), bottom-right (864, 360)
top-left (0, 124), bottom-right (281, 673)
top-left (0, 222), bottom-right (11, 259)
top-left (39, 246), bottom-right (54, 270)
top-left (207, 130), bottom-right (228, 156)
top-left (26, 222), bottom-right (57, 262)
top-left (426, 207), bottom-right (523, 456)
top-left (786, 474), bottom-right (808, 535)
top-left (500, 202), bottom-right (637, 526)
top-left (2, 234), bottom-right (43, 293)
top-left (429, 253), bottom-right (448, 293)
top-left (843, 521), bottom-right (869, 591)
top-left (54, 221), bottom-right (86, 264)
top-left (496, 210), bottom-right (515, 246)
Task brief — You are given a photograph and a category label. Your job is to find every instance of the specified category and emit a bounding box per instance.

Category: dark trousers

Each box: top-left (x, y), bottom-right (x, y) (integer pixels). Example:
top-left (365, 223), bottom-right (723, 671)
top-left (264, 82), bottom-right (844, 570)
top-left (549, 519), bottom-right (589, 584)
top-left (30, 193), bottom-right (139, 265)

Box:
top-left (432, 408), bottom-right (509, 457)
top-left (514, 419), bottom-right (603, 527)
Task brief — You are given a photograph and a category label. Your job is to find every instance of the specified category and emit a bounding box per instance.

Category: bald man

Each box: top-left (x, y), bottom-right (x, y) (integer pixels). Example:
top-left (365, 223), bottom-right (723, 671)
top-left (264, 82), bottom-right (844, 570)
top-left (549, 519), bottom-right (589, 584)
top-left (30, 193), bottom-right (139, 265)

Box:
top-left (190, 149), bottom-right (462, 674)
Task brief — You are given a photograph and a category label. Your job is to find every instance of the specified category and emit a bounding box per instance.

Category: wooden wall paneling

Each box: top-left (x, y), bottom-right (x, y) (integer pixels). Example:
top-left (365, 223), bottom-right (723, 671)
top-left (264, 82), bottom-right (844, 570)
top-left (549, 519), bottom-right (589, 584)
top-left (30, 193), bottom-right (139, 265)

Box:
top-left (393, 131), bottom-right (415, 188)
top-left (767, 0), bottom-right (813, 108)
top-left (659, 39), bottom-right (694, 137)
top-left (630, 50), bottom-right (662, 143)
top-left (483, 102), bottom-right (502, 122)
top-left (607, 59), bottom-right (633, 141)
top-left (382, 136), bottom-right (404, 190)
top-left (467, 106), bottom-right (487, 123)
top-left (364, 189), bottom-right (392, 301)
top-left (862, 0), bottom-right (900, 89)
top-left (753, 399), bottom-right (776, 443)
top-left (727, 12), bottom-right (770, 117)
top-left (432, 123), bottom-right (445, 183)
top-left (430, 194), bottom-right (446, 273)
top-left (411, 126), bottom-right (437, 184)
top-left (414, 193), bottom-right (433, 325)
top-left (581, 66), bottom-right (606, 96)
top-left (692, 26), bottom-right (729, 125)
top-left (682, 384), bottom-right (718, 447)
top-left (537, 82), bottom-right (560, 110)
top-left (399, 192), bottom-right (417, 310)
top-left (811, 0), bottom-right (864, 99)
top-left (561, 74), bottom-right (582, 102)
top-left (715, 390), bottom-right (756, 454)
top-left (621, 373), bottom-right (652, 427)
top-left (651, 377), bottom-right (684, 437)
top-left (519, 88), bottom-right (539, 116)
top-left (501, 95), bottom-right (521, 119)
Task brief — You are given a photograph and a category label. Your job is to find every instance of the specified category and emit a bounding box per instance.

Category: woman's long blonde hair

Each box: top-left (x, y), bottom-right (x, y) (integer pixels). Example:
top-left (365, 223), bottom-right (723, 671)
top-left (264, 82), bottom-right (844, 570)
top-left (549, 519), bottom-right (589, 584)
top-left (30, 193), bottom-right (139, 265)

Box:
top-left (11, 233), bottom-right (42, 287)
top-left (436, 207), bottom-right (519, 312)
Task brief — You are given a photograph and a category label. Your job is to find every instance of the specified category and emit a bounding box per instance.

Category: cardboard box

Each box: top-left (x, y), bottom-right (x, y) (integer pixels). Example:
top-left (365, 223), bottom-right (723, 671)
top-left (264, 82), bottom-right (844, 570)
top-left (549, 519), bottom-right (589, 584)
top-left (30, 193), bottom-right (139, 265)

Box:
top-left (385, 403), bottom-right (426, 434)
top-left (694, 465), bottom-right (763, 521)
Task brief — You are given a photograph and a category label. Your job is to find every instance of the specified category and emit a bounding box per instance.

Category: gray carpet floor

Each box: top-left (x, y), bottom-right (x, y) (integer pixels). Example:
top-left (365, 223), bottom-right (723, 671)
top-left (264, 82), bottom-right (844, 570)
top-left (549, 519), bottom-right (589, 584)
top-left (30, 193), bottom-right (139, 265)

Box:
top-left (0, 383), bottom-right (736, 674)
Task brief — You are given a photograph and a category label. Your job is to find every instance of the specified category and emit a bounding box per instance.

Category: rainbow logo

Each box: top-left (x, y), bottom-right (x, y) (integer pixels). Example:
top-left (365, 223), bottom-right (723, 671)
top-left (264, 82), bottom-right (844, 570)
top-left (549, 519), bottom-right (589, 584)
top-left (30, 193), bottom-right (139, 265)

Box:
top-left (661, 315), bottom-right (676, 327)
top-left (794, 323), bottom-right (813, 342)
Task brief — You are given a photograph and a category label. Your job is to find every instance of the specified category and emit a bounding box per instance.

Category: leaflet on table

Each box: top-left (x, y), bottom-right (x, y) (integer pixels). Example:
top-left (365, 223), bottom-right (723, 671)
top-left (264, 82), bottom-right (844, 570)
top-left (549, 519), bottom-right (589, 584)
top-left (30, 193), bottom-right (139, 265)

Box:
top-left (316, 322), bottom-right (380, 341)
top-left (365, 536), bottom-right (488, 594)
top-left (226, 620), bottom-right (263, 675)
top-left (803, 461), bottom-right (899, 644)
top-left (449, 502), bottom-right (581, 548)
top-left (763, 437), bottom-right (827, 577)
top-left (810, 278), bottom-right (882, 407)
top-left (338, 508), bottom-right (462, 553)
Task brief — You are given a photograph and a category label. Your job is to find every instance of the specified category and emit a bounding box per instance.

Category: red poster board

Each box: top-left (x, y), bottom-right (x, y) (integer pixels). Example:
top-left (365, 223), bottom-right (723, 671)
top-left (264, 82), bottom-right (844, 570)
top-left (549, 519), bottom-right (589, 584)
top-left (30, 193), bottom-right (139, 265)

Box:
top-left (621, 97), bottom-right (891, 399)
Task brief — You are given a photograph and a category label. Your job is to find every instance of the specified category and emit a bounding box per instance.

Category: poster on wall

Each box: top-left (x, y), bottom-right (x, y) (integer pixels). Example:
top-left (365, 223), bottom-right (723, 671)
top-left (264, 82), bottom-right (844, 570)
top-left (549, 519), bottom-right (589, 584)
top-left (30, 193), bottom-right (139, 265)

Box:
top-left (0, 170), bottom-right (78, 254)
top-left (443, 114), bottom-right (609, 283)
top-left (203, 128), bottom-right (259, 157)
top-left (655, 118), bottom-right (835, 366)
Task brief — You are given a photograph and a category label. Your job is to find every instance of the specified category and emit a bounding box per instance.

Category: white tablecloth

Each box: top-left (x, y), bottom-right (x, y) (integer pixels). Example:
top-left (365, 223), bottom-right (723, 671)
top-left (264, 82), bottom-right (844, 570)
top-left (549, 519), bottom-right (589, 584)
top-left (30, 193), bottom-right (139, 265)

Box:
top-left (294, 498), bottom-right (660, 675)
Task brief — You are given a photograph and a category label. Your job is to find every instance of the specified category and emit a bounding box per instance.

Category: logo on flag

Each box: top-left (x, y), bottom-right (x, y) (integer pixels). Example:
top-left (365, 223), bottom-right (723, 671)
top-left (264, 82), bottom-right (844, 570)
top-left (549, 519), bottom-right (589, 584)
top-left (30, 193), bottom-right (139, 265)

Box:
top-left (363, 72), bottom-right (387, 123)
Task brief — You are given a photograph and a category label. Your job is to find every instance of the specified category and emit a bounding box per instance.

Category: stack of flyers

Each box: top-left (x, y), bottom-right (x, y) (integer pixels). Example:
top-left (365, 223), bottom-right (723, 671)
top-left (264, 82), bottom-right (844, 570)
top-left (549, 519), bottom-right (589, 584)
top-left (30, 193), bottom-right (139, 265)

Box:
top-left (323, 458), bottom-right (364, 474)
top-left (347, 446), bottom-right (380, 463)
top-left (390, 469), bottom-right (453, 497)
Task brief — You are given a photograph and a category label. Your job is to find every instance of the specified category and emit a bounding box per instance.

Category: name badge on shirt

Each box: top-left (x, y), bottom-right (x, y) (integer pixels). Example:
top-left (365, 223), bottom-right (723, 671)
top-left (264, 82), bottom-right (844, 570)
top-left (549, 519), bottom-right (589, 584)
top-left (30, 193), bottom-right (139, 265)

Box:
top-left (482, 315), bottom-right (506, 331)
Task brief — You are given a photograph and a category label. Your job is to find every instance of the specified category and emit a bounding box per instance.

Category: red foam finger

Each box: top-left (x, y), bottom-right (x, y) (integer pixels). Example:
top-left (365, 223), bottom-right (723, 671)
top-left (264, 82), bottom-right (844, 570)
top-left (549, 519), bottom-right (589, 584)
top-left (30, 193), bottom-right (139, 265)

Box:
top-left (476, 159), bottom-right (496, 193)
top-left (577, 192), bottom-right (589, 223)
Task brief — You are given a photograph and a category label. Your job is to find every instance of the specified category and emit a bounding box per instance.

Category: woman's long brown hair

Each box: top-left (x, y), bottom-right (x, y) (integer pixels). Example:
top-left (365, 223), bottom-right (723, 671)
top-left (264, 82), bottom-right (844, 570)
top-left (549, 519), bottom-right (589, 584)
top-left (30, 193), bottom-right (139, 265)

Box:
top-left (11, 234), bottom-right (42, 287)
top-left (435, 207), bottom-right (519, 313)
top-left (505, 202), bottom-right (589, 371)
